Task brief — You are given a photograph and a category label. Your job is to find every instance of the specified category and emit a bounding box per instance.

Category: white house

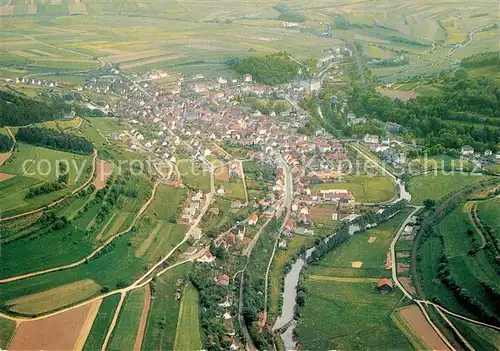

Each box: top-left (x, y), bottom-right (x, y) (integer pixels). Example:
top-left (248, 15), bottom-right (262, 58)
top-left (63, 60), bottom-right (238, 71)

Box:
top-left (243, 74), bottom-right (253, 82)
top-left (461, 145), bottom-right (474, 156)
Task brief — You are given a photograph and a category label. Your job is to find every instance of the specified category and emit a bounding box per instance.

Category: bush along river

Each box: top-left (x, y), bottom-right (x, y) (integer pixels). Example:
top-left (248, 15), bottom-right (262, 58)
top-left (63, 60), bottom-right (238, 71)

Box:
top-left (272, 200), bottom-right (408, 350)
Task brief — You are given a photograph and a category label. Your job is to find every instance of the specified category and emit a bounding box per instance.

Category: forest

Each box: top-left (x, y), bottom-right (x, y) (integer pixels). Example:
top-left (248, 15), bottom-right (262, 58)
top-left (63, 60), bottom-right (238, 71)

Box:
top-left (0, 134), bottom-right (13, 152)
top-left (229, 52), bottom-right (300, 85)
top-left (16, 127), bottom-right (94, 155)
top-left (347, 70), bottom-right (500, 151)
top-left (461, 51), bottom-right (500, 69)
top-left (0, 91), bottom-right (69, 126)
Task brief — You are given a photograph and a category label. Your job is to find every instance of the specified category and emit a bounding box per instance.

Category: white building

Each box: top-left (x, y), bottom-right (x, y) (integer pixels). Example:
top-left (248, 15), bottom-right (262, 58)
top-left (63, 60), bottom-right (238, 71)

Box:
top-left (363, 134), bottom-right (379, 144)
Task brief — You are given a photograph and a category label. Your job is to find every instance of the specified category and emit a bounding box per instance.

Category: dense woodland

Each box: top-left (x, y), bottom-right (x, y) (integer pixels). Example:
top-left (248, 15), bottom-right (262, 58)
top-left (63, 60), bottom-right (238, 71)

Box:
top-left (0, 91), bottom-right (68, 126)
top-left (0, 134), bottom-right (13, 152)
top-left (229, 52), bottom-right (300, 85)
top-left (461, 51), bottom-right (500, 69)
top-left (346, 70), bottom-right (500, 151)
top-left (16, 127), bottom-right (94, 155)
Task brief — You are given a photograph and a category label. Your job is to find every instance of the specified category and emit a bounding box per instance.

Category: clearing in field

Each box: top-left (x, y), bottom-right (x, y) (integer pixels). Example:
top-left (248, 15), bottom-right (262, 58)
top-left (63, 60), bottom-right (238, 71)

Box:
top-left (395, 305), bottom-right (450, 350)
top-left (215, 165), bottom-right (229, 181)
top-left (92, 159), bottom-right (113, 190)
top-left (368, 236), bottom-right (377, 243)
top-left (5, 279), bottom-right (101, 315)
top-left (376, 87), bottom-right (418, 101)
top-left (8, 299), bottom-right (102, 351)
top-left (174, 283), bottom-right (202, 351)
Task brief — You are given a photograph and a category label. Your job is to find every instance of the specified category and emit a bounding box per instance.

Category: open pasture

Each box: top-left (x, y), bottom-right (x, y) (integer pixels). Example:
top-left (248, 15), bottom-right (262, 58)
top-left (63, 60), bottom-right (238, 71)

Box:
top-left (312, 175), bottom-right (395, 203)
top-left (408, 173), bottom-right (493, 205)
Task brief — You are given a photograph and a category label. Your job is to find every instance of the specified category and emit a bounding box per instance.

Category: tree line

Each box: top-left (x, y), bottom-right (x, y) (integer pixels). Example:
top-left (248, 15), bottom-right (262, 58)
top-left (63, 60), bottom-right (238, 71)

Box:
top-left (16, 127), bottom-right (94, 155)
top-left (0, 134), bottom-right (13, 152)
top-left (0, 91), bottom-right (69, 127)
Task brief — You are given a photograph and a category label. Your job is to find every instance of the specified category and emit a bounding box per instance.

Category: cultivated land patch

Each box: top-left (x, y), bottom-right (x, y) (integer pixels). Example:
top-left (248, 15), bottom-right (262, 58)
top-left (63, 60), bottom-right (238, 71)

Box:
top-left (396, 305), bottom-right (450, 350)
top-left (134, 286), bottom-right (152, 351)
top-left (8, 299), bottom-right (102, 350)
top-left (83, 294), bottom-right (121, 351)
top-left (313, 175), bottom-right (395, 203)
top-left (0, 153), bottom-right (11, 167)
top-left (93, 159), bottom-right (113, 190)
top-left (0, 317), bottom-right (16, 349)
top-left (0, 172), bottom-right (15, 182)
top-left (5, 279), bottom-right (101, 315)
top-left (351, 261), bottom-right (363, 268)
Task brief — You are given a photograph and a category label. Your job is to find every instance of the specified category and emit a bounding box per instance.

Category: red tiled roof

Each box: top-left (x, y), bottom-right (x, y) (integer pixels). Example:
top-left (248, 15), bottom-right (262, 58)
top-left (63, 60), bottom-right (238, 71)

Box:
top-left (377, 278), bottom-right (393, 288)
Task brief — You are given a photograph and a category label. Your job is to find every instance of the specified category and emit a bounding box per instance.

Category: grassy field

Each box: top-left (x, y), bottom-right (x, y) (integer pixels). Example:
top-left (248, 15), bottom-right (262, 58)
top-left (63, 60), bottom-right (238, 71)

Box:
top-left (83, 294), bottom-right (121, 351)
top-left (408, 174), bottom-right (492, 205)
top-left (0, 142), bottom-right (92, 216)
top-left (0, 317), bottom-right (16, 349)
top-left (143, 264), bottom-right (189, 351)
top-left (5, 279), bottom-right (101, 315)
top-left (418, 205), bottom-right (500, 323)
top-left (296, 279), bottom-right (412, 350)
top-left (313, 175), bottom-right (395, 203)
top-left (297, 208), bottom-right (414, 349)
top-left (108, 287), bottom-right (147, 350)
top-left (449, 315), bottom-right (500, 351)
top-left (177, 160), bottom-right (211, 193)
top-left (312, 209), bottom-right (412, 278)
top-left (173, 283), bottom-right (202, 351)
top-left (477, 198), bottom-right (500, 240)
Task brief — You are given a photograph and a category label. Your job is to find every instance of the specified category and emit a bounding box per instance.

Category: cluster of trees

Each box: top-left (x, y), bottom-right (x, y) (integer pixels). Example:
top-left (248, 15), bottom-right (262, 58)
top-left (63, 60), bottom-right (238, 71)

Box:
top-left (369, 58), bottom-right (409, 68)
top-left (74, 106), bottom-right (107, 117)
top-left (384, 36), bottom-right (431, 47)
top-left (461, 51), bottom-right (500, 69)
top-left (347, 70), bottom-right (500, 151)
top-left (278, 11), bottom-right (306, 23)
top-left (16, 127), bottom-right (94, 155)
top-left (0, 134), bottom-right (13, 152)
top-left (229, 52), bottom-right (300, 85)
top-left (0, 91), bottom-right (69, 126)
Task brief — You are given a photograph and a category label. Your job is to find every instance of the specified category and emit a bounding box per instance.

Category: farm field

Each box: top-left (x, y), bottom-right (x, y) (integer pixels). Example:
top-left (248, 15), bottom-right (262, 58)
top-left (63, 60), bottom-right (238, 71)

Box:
top-left (407, 155), bottom-right (473, 173)
top-left (0, 317), bottom-right (16, 349)
top-left (173, 283), bottom-right (202, 351)
top-left (296, 279), bottom-right (412, 350)
top-left (408, 174), bottom-right (493, 205)
top-left (297, 208), bottom-right (415, 349)
top-left (312, 175), bottom-right (395, 203)
top-left (108, 286), bottom-right (147, 350)
top-left (83, 294), bottom-right (121, 351)
top-left (8, 299), bottom-right (102, 350)
top-left (143, 264), bottom-right (189, 351)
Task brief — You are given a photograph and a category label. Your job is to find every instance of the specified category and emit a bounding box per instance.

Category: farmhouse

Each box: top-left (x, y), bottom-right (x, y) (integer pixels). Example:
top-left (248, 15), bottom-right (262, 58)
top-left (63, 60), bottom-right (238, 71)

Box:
top-left (461, 145), bottom-right (474, 156)
top-left (248, 214), bottom-right (259, 226)
top-left (376, 278), bottom-right (393, 294)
